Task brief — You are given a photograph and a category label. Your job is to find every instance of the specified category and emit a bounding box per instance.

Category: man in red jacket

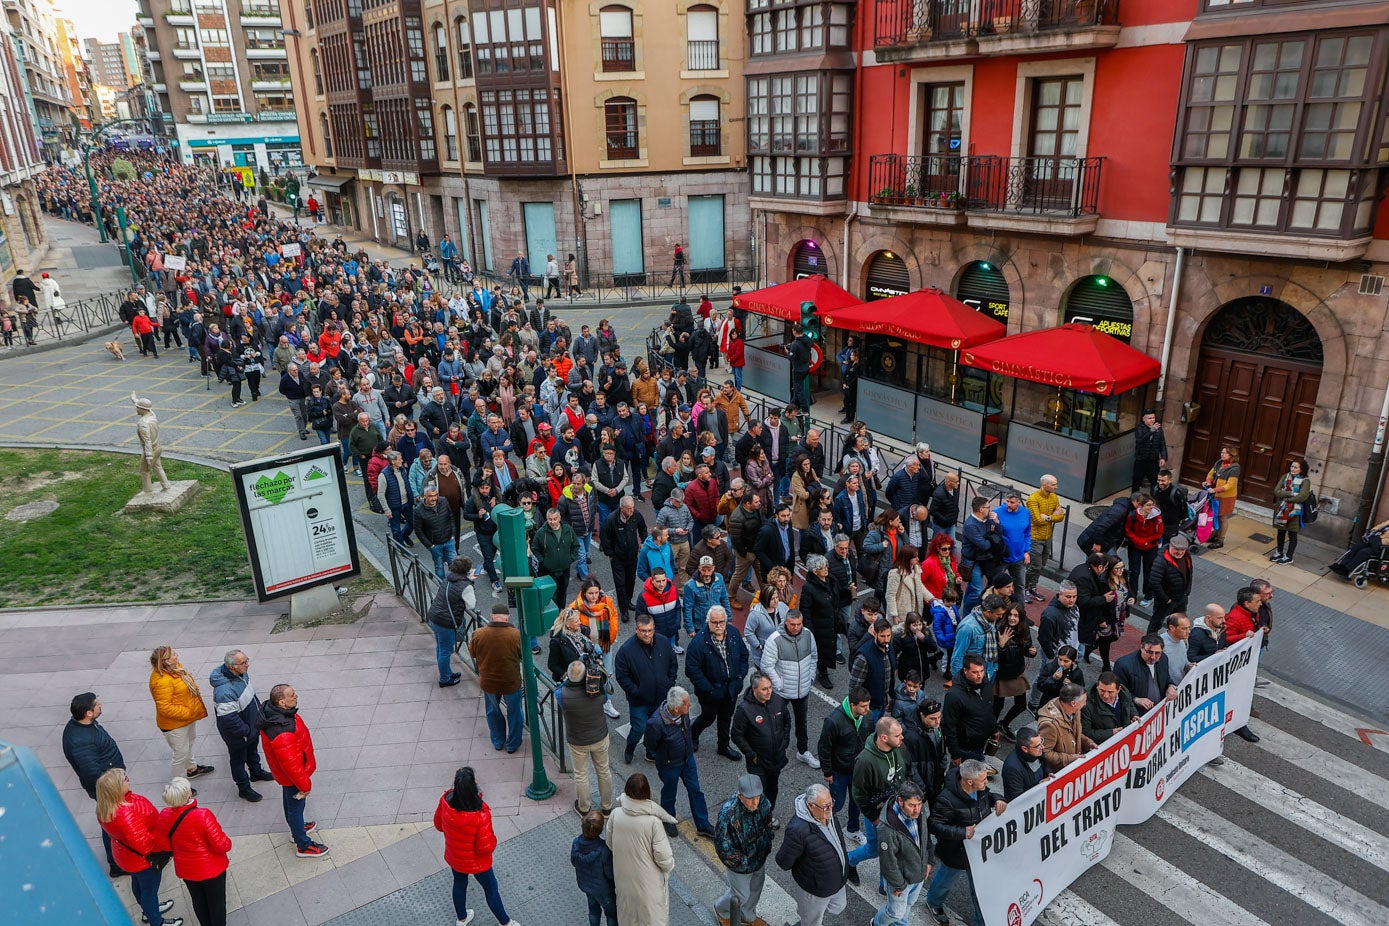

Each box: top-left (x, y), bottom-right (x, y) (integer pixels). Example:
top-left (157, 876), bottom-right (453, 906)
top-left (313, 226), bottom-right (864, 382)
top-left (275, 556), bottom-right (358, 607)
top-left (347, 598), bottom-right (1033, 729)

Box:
top-left (259, 685), bottom-right (329, 858)
top-left (685, 464), bottom-right (722, 533)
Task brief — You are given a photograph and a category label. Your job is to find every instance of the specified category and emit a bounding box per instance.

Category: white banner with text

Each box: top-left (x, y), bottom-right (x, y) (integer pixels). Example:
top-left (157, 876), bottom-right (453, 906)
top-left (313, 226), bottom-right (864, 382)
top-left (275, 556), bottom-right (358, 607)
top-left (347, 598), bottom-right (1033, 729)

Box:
top-left (965, 633), bottom-right (1263, 926)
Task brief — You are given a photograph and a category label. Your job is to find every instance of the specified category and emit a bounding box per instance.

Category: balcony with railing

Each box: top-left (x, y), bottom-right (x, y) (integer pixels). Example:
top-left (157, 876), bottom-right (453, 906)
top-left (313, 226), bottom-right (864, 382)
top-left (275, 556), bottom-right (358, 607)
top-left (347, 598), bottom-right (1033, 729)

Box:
top-left (686, 39), bottom-right (719, 71)
top-left (868, 153), bottom-right (1104, 234)
top-left (601, 37), bottom-right (635, 72)
top-left (874, 0), bottom-right (1121, 61)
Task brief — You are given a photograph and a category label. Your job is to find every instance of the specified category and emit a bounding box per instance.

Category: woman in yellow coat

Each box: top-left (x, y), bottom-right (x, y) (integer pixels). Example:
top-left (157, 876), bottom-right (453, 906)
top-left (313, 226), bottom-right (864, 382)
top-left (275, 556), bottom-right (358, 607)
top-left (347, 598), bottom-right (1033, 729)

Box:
top-left (149, 645), bottom-right (212, 782)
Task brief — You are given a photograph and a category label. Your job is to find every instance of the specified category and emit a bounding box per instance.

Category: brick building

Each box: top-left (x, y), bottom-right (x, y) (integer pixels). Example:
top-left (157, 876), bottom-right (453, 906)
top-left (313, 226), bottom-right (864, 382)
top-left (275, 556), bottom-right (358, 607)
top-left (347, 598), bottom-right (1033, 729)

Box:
top-left (750, 0), bottom-right (1389, 535)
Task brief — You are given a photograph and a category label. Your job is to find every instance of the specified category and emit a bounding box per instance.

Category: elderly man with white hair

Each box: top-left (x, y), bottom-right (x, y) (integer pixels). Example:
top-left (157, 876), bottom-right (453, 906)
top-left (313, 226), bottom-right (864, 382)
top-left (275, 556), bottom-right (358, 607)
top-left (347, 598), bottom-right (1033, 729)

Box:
top-left (925, 758), bottom-right (1007, 926)
top-left (775, 782), bottom-right (850, 926)
top-left (644, 685), bottom-right (716, 839)
top-left (208, 649), bottom-right (275, 803)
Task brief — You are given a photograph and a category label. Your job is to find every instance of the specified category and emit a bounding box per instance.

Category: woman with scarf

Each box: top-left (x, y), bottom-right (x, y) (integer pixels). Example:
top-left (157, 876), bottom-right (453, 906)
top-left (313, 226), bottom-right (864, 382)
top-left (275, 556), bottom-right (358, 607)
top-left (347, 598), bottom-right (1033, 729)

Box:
top-left (1270, 459), bottom-right (1312, 565)
top-left (920, 532), bottom-right (961, 601)
top-left (1203, 446), bottom-right (1241, 549)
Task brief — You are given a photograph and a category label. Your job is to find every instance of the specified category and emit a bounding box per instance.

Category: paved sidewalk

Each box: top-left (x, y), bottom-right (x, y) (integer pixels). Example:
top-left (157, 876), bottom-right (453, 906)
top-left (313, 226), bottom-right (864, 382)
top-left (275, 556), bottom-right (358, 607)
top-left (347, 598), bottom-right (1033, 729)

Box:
top-left (0, 593), bottom-right (571, 926)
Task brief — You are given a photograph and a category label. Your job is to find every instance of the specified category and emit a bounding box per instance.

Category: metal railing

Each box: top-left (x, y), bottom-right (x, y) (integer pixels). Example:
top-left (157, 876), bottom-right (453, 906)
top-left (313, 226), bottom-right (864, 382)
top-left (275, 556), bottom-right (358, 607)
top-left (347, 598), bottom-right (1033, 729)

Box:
top-left (384, 538), bottom-right (568, 771)
top-left (869, 153), bottom-right (1103, 217)
top-left (686, 39), bottom-right (719, 70)
top-left (875, 0), bottom-right (1119, 47)
top-left (1, 289), bottom-right (127, 353)
top-left (642, 331), bottom-right (1075, 575)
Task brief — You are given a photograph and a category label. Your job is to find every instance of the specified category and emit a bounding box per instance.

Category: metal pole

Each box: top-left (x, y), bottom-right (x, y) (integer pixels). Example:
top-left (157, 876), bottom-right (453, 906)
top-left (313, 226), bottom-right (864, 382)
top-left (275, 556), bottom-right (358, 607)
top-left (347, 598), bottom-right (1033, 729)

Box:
top-left (84, 147), bottom-right (107, 243)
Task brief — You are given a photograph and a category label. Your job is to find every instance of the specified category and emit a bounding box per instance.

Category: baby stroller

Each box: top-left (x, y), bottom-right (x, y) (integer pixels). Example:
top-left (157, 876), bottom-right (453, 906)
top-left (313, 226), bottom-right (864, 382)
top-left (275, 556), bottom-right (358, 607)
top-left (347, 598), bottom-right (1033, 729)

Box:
top-left (1176, 487), bottom-right (1215, 549)
top-left (1330, 524), bottom-right (1389, 588)
top-left (421, 251), bottom-right (441, 275)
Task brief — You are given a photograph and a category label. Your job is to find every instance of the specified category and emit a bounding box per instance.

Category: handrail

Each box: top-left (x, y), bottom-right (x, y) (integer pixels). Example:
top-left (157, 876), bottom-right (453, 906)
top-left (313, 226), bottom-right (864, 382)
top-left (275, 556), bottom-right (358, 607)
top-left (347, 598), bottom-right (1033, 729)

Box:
top-left (384, 538), bottom-right (568, 770)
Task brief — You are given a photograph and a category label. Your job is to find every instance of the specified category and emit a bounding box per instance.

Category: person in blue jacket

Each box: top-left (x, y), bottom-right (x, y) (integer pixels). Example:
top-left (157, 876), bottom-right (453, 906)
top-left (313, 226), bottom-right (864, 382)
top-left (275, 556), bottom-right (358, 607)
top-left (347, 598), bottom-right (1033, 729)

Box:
top-left (993, 491), bottom-right (1032, 596)
top-left (684, 605), bottom-right (750, 758)
top-left (615, 614), bottom-right (679, 764)
top-left (62, 692), bottom-right (126, 877)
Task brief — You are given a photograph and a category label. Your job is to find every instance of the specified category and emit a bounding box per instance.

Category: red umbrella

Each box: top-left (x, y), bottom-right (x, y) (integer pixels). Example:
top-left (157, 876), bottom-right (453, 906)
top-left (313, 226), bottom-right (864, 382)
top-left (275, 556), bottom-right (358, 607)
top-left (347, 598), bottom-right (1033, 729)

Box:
top-left (730, 274), bottom-right (861, 322)
top-left (961, 323), bottom-right (1160, 396)
top-left (818, 288), bottom-right (1006, 350)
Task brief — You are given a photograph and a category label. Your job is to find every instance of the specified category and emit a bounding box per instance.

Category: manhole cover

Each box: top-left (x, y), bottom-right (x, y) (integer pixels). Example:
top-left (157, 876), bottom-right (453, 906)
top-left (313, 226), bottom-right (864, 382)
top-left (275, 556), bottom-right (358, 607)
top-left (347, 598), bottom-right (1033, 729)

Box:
top-left (5, 500), bottom-right (58, 521)
top-left (1248, 532), bottom-right (1274, 544)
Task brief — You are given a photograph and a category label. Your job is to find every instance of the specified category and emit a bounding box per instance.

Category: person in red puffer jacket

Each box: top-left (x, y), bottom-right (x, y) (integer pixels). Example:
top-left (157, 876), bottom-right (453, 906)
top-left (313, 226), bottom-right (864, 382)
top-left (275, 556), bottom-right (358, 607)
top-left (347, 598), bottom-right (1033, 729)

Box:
top-left (1123, 494), bottom-right (1164, 606)
top-left (434, 767), bottom-right (521, 926)
top-left (258, 684), bottom-right (329, 859)
top-left (159, 777), bottom-right (232, 926)
top-left (96, 769), bottom-right (183, 926)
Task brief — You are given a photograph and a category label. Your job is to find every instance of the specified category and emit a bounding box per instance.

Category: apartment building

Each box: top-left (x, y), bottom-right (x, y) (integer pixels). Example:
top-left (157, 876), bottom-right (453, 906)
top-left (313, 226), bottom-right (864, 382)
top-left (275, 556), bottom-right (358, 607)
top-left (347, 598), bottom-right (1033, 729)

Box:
top-left (4, 0), bottom-right (77, 155)
top-left (86, 36), bottom-right (140, 90)
top-left (136, 0), bottom-right (302, 171)
top-left (287, 0), bottom-right (748, 283)
top-left (0, 28), bottom-right (48, 288)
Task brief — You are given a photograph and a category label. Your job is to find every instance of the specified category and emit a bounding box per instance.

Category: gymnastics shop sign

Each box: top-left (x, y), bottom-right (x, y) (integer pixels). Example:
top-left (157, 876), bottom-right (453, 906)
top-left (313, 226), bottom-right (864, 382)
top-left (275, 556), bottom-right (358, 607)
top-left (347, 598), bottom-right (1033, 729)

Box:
top-left (965, 632), bottom-right (1262, 926)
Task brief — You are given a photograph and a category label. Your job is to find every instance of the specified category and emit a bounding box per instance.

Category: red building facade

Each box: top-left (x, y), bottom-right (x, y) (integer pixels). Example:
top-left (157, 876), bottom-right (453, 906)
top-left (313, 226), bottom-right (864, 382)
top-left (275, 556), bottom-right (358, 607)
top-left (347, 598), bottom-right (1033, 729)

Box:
top-left (749, 0), bottom-right (1389, 533)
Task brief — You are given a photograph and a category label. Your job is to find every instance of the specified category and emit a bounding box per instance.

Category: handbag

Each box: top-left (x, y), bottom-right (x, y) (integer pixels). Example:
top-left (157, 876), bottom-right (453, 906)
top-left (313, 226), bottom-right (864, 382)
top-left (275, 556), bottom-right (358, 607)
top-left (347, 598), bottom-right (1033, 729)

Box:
top-left (112, 805), bottom-right (192, 872)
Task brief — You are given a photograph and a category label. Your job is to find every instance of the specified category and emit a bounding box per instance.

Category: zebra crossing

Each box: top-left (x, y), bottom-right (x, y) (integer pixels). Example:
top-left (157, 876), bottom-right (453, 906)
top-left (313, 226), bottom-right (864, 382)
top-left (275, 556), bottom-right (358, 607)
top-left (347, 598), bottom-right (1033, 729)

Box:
top-left (667, 676), bottom-right (1389, 926)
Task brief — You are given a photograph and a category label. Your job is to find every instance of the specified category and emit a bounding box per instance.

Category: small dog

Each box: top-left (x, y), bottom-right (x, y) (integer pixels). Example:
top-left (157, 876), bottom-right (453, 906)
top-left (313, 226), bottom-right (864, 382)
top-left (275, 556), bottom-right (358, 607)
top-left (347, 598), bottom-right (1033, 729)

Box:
top-left (103, 339), bottom-right (126, 360)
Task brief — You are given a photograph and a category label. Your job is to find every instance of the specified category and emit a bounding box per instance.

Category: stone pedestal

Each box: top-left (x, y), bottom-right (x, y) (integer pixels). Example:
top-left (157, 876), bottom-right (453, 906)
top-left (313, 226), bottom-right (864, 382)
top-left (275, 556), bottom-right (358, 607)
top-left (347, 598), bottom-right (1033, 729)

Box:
top-left (123, 480), bottom-right (200, 513)
top-left (289, 583), bottom-right (341, 624)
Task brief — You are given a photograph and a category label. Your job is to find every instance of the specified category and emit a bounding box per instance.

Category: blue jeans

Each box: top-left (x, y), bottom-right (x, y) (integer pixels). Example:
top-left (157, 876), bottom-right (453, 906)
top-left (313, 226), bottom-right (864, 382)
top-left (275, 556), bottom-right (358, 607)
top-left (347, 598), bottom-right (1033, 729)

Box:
top-left (430, 539), bottom-right (457, 583)
top-left (874, 880), bottom-right (924, 926)
top-left (626, 703), bottom-right (653, 754)
top-left (315, 428), bottom-right (331, 445)
top-left (130, 865), bottom-right (165, 926)
top-left (576, 534), bottom-right (592, 579)
top-left (828, 771), bottom-right (862, 832)
top-left (432, 623), bottom-right (458, 683)
top-left (657, 759), bottom-right (711, 830)
top-left (961, 564), bottom-right (986, 615)
top-left (477, 532), bottom-right (500, 584)
top-left (733, 366), bottom-right (743, 389)
top-left (586, 889), bottom-right (618, 926)
top-left (597, 499), bottom-right (619, 533)
top-left (389, 506), bottom-right (414, 544)
top-left (282, 785), bottom-right (311, 850)
top-left (485, 689), bottom-right (524, 752)
top-left (926, 863), bottom-right (983, 926)
top-left (847, 816), bottom-right (878, 867)
top-left (452, 867), bottom-right (509, 924)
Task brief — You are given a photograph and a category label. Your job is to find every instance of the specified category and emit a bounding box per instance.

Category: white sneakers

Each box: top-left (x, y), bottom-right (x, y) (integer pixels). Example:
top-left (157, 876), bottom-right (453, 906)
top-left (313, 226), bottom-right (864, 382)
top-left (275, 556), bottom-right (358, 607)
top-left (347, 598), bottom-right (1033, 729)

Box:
top-left (603, 701), bottom-right (621, 718)
top-left (797, 750), bottom-right (821, 769)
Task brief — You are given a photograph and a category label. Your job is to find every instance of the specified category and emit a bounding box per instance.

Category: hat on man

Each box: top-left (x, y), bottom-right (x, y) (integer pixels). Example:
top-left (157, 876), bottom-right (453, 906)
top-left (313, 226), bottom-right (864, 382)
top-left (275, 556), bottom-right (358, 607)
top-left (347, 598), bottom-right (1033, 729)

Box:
top-left (737, 774), bottom-right (763, 798)
top-left (699, 555), bottom-right (714, 568)
top-left (701, 446), bottom-right (716, 458)
top-left (130, 392), bottom-right (153, 411)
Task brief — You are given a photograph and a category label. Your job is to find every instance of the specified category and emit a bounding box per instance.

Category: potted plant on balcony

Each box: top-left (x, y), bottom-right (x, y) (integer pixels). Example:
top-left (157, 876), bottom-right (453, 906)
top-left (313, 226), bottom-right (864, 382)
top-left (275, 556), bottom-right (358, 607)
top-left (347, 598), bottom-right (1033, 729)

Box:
top-left (946, 191), bottom-right (964, 210)
top-left (904, 183), bottom-right (920, 206)
top-left (876, 185), bottom-right (898, 205)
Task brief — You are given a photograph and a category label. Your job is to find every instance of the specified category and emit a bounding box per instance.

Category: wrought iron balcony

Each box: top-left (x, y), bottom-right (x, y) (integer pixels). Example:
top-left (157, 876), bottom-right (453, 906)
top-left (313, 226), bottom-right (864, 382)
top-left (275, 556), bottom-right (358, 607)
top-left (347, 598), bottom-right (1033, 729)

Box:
top-left (874, 0), bottom-right (1120, 49)
top-left (686, 39), bottom-right (719, 70)
top-left (869, 153), bottom-right (1103, 218)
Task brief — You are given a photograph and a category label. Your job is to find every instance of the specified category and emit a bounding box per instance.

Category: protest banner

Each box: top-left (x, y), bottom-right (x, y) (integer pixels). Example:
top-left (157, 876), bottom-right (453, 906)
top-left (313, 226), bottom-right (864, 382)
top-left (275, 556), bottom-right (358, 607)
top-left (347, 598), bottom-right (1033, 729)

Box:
top-left (965, 632), bottom-right (1262, 926)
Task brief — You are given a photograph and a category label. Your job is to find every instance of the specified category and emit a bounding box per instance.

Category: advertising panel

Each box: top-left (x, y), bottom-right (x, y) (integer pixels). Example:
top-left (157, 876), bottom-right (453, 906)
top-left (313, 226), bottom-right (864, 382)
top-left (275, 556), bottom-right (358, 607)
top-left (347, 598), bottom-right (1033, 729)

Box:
top-left (230, 445), bottom-right (360, 601)
top-left (856, 378), bottom-right (917, 443)
top-left (742, 342), bottom-right (790, 403)
top-left (915, 394), bottom-right (987, 465)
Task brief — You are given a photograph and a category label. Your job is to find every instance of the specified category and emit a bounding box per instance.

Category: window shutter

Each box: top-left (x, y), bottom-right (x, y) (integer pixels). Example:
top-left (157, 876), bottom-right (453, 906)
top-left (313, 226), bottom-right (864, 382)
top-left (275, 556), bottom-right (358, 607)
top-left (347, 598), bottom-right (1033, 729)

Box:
top-left (690, 98), bottom-right (719, 121)
top-left (687, 10), bottom-right (717, 41)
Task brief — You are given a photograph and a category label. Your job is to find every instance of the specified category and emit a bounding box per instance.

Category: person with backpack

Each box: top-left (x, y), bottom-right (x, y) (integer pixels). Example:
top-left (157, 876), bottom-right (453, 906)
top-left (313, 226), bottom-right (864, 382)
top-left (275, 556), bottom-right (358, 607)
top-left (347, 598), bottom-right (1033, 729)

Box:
top-left (1152, 470), bottom-right (1188, 546)
top-left (1270, 459), bottom-right (1314, 565)
top-left (426, 556), bottom-right (476, 687)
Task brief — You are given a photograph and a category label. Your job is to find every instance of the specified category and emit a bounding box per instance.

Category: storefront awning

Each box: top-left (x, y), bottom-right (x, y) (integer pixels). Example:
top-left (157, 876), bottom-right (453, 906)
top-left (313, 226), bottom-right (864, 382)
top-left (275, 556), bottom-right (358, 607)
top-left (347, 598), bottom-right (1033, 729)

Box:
top-left (731, 274), bottom-right (860, 322)
top-left (818, 288), bottom-right (1006, 350)
top-left (311, 174), bottom-right (354, 192)
top-left (961, 323), bottom-right (1160, 396)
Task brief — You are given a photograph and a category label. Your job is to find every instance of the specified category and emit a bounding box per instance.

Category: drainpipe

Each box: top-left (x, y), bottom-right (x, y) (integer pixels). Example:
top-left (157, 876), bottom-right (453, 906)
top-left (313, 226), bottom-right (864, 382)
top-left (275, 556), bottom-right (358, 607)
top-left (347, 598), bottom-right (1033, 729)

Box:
top-left (1356, 378), bottom-right (1389, 536)
top-left (841, 204), bottom-right (855, 289)
top-left (1154, 246), bottom-right (1185, 405)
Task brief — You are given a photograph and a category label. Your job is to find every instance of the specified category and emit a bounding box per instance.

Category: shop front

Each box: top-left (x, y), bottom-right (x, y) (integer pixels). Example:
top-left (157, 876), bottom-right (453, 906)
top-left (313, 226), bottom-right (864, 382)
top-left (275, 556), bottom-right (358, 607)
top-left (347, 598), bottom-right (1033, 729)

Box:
top-left (821, 287), bottom-right (1007, 465)
top-left (962, 323), bottom-right (1160, 502)
top-left (310, 174), bottom-right (355, 229)
top-left (731, 274), bottom-right (861, 403)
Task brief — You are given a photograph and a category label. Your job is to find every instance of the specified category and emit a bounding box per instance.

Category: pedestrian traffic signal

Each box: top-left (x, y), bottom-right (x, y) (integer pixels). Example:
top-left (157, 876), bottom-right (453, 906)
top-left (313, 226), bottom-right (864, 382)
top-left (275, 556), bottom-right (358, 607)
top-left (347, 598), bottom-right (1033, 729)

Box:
top-left (799, 300), bottom-right (821, 342)
top-left (520, 577), bottom-right (558, 636)
top-left (494, 505), bottom-right (530, 585)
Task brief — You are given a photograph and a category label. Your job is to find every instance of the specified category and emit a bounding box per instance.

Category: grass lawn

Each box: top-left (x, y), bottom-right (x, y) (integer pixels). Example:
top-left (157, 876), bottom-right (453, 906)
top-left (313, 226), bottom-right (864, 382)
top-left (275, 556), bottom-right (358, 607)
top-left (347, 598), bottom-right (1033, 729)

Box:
top-left (0, 448), bottom-right (258, 606)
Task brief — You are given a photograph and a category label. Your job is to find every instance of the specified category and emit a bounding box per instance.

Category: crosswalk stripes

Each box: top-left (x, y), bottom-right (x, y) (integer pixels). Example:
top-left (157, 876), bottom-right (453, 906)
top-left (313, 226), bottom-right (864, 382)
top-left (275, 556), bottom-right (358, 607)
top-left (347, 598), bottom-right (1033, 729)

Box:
top-left (1157, 792), bottom-right (1389, 926)
top-left (1033, 892), bottom-right (1122, 926)
top-left (1255, 678), bottom-right (1389, 755)
top-left (1245, 718), bottom-right (1386, 799)
top-left (1197, 757), bottom-right (1389, 874)
top-left (1100, 832), bottom-right (1276, 926)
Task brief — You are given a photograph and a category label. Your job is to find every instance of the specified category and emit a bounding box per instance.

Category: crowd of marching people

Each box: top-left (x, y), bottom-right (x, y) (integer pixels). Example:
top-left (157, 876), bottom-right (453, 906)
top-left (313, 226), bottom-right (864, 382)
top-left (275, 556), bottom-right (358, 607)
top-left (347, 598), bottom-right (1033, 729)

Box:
top-left (43, 153), bottom-right (1287, 926)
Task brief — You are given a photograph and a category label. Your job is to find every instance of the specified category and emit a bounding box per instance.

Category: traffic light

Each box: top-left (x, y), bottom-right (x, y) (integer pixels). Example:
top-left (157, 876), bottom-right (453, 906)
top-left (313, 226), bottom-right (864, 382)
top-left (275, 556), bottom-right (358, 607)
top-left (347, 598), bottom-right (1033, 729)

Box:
top-left (799, 300), bottom-right (821, 343)
top-left (494, 504), bottom-right (529, 584)
top-left (520, 576), bottom-right (558, 636)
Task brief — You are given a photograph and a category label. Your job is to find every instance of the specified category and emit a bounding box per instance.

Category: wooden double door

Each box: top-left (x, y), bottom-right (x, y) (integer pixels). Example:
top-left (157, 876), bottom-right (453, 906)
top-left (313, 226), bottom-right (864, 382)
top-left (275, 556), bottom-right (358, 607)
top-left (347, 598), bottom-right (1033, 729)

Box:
top-left (1180, 347), bottom-right (1321, 506)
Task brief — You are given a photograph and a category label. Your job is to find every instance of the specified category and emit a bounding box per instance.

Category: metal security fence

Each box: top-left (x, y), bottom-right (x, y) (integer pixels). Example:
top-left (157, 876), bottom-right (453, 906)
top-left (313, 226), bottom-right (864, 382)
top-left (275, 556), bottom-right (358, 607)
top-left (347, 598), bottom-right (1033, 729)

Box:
top-left (384, 538), bottom-right (569, 771)
top-left (1, 289), bottom-right (128, 352)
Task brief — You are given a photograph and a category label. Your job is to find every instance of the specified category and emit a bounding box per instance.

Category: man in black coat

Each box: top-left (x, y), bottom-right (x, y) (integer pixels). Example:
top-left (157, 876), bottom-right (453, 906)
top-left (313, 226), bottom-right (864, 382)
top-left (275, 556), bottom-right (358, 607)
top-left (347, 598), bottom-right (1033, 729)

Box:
top-left (1113, 634), bottom-right (1177, 713)
top-left (1038, 581), bottom-right (1080, 660)
top-left (1001, 726), bottom-right (1047, 801)
top-left (928, 472), bottom-right (961, 537)
top-left (816, 687), bottom-right (873, 833)
top-left (615, 615), bottom-right (679, 763)
top-left (1132, 410), bottom-right (1168, 493)
top-left (651, 456), bottom-right (680, 512)
top-left (1147, 535), bottom-right (1193, 633)
top-left (1066, 553), bottom-right (1114, 657)
top-left (941, 655), bottom-right (996, 762)
top-left (755, 503), bottom-right (798, 577)
top-left (1076, 496), bottom-right (1132, 554)
top-left (685, 607), bottom-right (750, 759)
top-left (1081, 674), bottom-right (1139, 744)
top-left (731, 671), bottom-right (791, 810)
top-left (600, 495), bottom-right (647, 620)
top-left (901, 697), bottom-right (948, 804)
top-left (926, 761), bottom-right (1007, 925)
top-left (61, 692), bottom-right (126, 876)
top-left (775, 782), bottom-right (850, 924)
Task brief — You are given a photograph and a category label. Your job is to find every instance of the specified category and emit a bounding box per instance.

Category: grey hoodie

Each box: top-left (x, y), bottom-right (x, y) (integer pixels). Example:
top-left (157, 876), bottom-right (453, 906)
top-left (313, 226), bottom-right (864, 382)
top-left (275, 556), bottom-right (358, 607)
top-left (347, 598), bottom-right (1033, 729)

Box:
top-left (793, 791), bottom-right (845, 869)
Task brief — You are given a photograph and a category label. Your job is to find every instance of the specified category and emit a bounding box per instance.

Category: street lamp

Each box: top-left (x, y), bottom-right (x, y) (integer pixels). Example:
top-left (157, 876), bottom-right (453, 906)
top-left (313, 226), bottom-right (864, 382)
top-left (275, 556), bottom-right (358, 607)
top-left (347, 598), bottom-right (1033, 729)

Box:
top-left (81, 117), bottom-right (158, 246)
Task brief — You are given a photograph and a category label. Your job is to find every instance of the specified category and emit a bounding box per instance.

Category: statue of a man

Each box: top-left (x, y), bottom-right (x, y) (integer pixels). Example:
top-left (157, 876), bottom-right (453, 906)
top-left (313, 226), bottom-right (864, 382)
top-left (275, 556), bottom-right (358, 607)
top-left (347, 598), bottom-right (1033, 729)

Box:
top-left (133, 392), bottom-right (171, 494)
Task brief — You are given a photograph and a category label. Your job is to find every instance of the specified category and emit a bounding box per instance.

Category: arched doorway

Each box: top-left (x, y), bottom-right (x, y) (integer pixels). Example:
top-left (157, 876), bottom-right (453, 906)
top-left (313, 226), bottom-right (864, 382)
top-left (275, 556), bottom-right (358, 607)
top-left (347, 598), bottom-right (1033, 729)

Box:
top-left (791, 240), bottom-right (826, 279)
top-left (1063, 275), bottom-right (1133, 343)
top-left (954, 260), bottom-right (1009, 323)
top-left (1181, 297), bottom-right (1323, 505)
top-left (863, 250), bottom-right (910, 301)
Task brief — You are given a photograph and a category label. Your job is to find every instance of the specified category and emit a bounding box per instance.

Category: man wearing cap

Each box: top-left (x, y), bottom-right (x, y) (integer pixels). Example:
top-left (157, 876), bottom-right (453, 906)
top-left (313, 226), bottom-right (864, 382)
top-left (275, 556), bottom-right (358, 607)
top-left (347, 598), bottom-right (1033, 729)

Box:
top-left (714, 774), bottom-right (775, 926)
top-left (132, 394), bottom-right (172, 494)
top-left (684, 555), bottom-right (732, 641)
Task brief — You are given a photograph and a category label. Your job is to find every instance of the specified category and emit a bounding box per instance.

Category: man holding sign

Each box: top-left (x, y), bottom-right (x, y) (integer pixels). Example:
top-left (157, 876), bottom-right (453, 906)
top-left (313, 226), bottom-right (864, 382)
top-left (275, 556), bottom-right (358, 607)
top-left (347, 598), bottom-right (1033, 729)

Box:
top-left (925, 759), bottom-right (1005, 926)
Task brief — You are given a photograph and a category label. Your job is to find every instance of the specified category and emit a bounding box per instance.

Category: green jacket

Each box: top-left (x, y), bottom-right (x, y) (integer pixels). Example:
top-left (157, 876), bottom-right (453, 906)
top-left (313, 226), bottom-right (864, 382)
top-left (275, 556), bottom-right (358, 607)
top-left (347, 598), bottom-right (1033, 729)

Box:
top-left (348, 422), bottom-right (382, 458)
top-left (877, 799), bottom-right (931, 891)
top-left (532, 522), bottom-right (579, 576)
top-left (851, 738), bottom-right (911, 823)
